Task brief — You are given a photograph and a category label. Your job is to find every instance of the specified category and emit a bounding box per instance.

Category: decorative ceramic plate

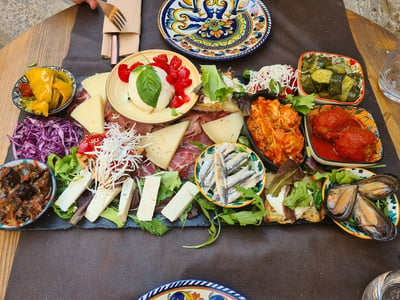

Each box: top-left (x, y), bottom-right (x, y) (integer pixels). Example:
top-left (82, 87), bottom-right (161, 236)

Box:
top-left (137, 279), bottom-right (248, 300)
top-left (0, 159), bottom-right (57, 229)
top-left (158, 0), bottom-right (272, 60)
top-left (194, 142), bottom-right (266, 208)
top-left (297, 51), bottom-right (365, 105)
top-left (322, 167), bottom-right (399, 240)
top-left (304, 105), bottom-right (383, 167)
top-left (12, 66), bottom-right (76, 116)
top-left (106, 49), bottom-right (200, 124)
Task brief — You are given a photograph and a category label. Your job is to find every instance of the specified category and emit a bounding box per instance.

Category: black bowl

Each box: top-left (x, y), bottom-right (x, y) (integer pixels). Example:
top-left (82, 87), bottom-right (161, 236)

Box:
top-left (243, 90), bottom-right (306, 171)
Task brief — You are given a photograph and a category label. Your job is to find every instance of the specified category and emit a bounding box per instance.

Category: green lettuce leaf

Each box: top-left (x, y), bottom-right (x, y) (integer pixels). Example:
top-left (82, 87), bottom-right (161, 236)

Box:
top-left (200, 65), bottom-right (233, 102)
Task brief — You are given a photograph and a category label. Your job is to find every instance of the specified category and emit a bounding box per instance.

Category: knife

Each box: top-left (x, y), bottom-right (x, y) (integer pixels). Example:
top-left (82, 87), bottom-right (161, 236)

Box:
top-left (111, 33), bottom-right (119, 67)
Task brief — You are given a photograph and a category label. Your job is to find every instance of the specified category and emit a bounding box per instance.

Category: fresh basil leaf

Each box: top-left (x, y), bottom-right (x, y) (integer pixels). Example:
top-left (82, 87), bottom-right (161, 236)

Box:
top-left (136, 66), bottom-right (161, 108)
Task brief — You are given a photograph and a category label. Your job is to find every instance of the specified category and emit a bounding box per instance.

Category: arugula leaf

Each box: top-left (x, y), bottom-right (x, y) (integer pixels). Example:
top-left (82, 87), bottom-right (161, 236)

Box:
top-left (136, 65), bottom-right (161, 108)
top-left (128, 214), bottom-right (170, 236)
top-left (269, 79), bottom-right (283, 95)
top-left (52, 202), bottom-right (75, 219)
top-left (183, 194), bottom-right (221, 249)
top-left (200, 65), bottom-right (233, 102)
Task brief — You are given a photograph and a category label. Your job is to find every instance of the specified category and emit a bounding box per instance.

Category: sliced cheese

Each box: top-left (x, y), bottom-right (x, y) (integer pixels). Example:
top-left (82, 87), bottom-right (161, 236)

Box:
top-left (118, 177), bottom-right (136, 223)
top-left (136, 175), bottom-right (161, 221)
top-left (55, 168), bottom-right (93, 212)
top-left (141, 121), bottom-right (189, 170)
top-left (71, 94), bottom-right (105, 134)
top-left (161, 181), bottom-right (199, 222)
top-left (81, 72), bottom-right (110, 104)
top-left (201, 111), bottom-right (244, 143)
top-left (85, 185), bottom-right (122, 222)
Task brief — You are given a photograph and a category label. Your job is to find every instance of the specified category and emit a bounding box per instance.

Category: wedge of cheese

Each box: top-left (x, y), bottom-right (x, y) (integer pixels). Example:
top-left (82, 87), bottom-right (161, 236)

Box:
top-left (85, 185), bottom-right (122, 222)
top-left (81, 72), bottom-right (110, 104)
top-left (118, 177), bottom-right (136, 223)
top-left (71, 94), bottom-right (105, 134)
top-left (141, 121), bottom-right (189, 170)
top-left (55, 168), bottom-right (93, 212)
top-left (161, 181), bottom-right (199, 222)
top-left (136, 175), bottom-right (161, 221)
top-left (201, 111), bottom-right (244, 143)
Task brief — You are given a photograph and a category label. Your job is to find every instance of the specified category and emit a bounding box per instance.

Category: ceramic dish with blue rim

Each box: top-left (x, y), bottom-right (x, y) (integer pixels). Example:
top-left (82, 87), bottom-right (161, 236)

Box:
top-left (194, 142), bottom-right (266, 208)
top-left (158, 0), bottom-right (272, 61)
top-left (12, 66), bottom-right (76, 116)
top-left (322, 167), bottom-right (399, 240)
top-left (304, 104), bottom-right (383, 167)
top-left (0, 159), bottom-right (57, 229)
top-left (137, 279), bottom-right (248, 300)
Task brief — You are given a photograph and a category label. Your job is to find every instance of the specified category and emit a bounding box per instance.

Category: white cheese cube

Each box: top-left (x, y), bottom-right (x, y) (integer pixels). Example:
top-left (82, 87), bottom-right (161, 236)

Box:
top-left (118, 177), bottom-right (136, 223)
top-left (136, 175), bottom-right (161, 221)
top-left (85, 185), bottom-right (122, 222)
top-left (55, 168), bottom-right (93, 212)
top-left (161, 181), bottom-right (199, 222)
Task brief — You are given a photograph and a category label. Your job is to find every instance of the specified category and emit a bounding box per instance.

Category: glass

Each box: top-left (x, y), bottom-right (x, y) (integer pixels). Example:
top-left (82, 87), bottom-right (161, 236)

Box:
top-left (379, 43), bottom-right (400, 103)
top-left (362, 269), bottom-right (400, 300)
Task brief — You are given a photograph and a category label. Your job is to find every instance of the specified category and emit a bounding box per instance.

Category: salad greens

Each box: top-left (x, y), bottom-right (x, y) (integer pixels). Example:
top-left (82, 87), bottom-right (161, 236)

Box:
top-left (200, 65), bottom-right (233, 102)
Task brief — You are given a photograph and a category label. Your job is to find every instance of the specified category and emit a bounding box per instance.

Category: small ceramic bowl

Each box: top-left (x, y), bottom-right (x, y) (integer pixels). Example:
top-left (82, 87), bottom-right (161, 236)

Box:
top-left (243, 91), bottom-right (306, 171)
top-left (0, 159), bottom-right (57, 229)
top-left (297, 51), bottom-right (365, 105)
top-left (322, 167), bottom-right (399, 240)
top-left (194, 142), bottom-right (266, 208)
top-left (12, 66), bottom-right (76, 116)
top-left (304, 104), bottom-right (383, 167)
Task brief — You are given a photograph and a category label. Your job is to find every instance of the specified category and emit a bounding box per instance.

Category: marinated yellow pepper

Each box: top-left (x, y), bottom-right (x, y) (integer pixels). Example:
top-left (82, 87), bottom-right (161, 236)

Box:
top-left (20, 67), bottom-right (73, 116)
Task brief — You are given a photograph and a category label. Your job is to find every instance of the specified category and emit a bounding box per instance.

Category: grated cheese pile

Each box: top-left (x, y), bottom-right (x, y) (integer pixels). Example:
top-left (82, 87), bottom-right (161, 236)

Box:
top-left (246, 64), bottom-right (298, 95)
top-left (87, 122), bottom-right (143, 189)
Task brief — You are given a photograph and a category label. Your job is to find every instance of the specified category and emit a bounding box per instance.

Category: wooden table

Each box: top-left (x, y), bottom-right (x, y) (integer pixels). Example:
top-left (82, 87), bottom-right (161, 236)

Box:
top-left (0, 5), bottom-right (399, 299)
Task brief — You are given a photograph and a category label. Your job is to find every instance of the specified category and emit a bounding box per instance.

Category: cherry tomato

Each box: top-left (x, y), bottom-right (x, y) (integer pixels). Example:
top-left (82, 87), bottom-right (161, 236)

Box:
top-left (175, 78), bottom-right (192, 97)
top-left (177, 67), bottom-right (190, 79)
top-left (77, 133), bottom-right (105, 156)
top-left (129, 62), bottom-right (143, 72)
top-left (150, 62), bottom-right (170, 74)
top-left (170, 55), bottom-right (182, 70)
top-left (118, 64), bottom-right (131, 83)
top-left (152, 54), bottom-right (168, 64)
top-left (169, 95), bottom-right (184, 108)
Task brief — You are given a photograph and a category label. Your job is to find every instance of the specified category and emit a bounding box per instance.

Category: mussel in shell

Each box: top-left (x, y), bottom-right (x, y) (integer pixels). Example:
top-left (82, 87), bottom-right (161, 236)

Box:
top-left (357, 174), bottom-right (399, 200)
top-left (352, 193), bottom-right (397, 241)
top-left (324, 184), bottom-right (358, 221)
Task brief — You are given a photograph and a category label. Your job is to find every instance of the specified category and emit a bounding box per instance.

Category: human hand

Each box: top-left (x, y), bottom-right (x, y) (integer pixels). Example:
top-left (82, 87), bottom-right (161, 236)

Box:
top-left (71, 0), bottom-right (98, 10)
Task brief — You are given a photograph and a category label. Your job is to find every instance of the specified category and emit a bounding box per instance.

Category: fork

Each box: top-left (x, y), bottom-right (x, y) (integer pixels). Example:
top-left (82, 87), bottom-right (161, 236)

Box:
top-left (95, 0), bottom-right (127, 31)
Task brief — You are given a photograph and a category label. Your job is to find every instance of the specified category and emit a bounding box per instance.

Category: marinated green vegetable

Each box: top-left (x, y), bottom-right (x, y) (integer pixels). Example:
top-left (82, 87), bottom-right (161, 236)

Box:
top-left (300, 55), bottom-right (362, 102)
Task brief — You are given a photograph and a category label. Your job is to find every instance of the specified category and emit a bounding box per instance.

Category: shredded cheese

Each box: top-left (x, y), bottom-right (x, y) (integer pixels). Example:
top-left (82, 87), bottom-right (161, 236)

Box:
top-left (86, 122), bottom-right (144, 189)
top-left (246, 64), bottom-right (298, 95)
